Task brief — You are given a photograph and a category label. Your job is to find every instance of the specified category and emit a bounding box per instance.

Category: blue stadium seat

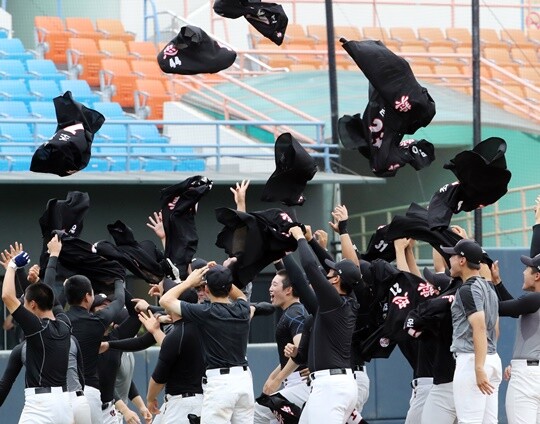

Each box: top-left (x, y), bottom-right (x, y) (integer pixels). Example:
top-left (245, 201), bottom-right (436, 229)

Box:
top-left (0, 123), bottom-right (34, 142)
top-left (0, 157), bottom-right (11, 171)
top-left (82, 158), bottom-right (112, 172)
top-left (109, 158), bottom-right (141, 172)
top-left (0, 145), bottom-right (33, 155)
top-left (0, 101), bottom-right (29, 117)
top-left (26, 59), bottom-right (67, 82)
top-left (129, 123), bottom-right (169, 143)
top-left (142, 158), bottom-right (176, 172)
top-left (29, 101), bottom-right (56, 118)
top-left (0, 29), bottom-right (8, 39)
top-left (92, 102), bottom-right (133, 119)
top-left (94, 123), bottom-right (128, 143)
top-left (9, 156), bottom-right (32, 171)
top-left (162, 145), bottom-right (194, 156)
top-left (59, 80), bottom-right (100, 105)
top-left (130, 145), bottom-right (164, 157)
top-left (0, 60), bottom-right (32, 81)
top-left (0, 39), bottom-right (34, 61)
top-left (28, 80), bottom-right (62, 101)
top-left (176, 159), bottom-right (205, 172)
top-left (0, 80), bottom-right (35, 104)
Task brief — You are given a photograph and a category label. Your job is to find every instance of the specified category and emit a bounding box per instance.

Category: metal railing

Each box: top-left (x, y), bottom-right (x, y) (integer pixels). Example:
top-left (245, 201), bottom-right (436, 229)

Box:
top-left (0, 118), bottom-right (334, 172)
top-left (348, 184), bottom-right (540, 257)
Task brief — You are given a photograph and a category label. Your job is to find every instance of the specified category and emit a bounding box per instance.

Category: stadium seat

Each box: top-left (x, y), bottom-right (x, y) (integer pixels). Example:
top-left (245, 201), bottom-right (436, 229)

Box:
top-left (0, 145), bottom-right (33, 155)
top-left (99, 58), bottom-right (136, 107)
top-left (483, 47), bottom-right (518, 67)
top-left (129, 123), bottom-right (169, 143)
top-left (334, 26), bottom-right (362, 42)
top-left (60, 80), bottom-right (101, 105)
top-left (417, 28), bottom-right (455, 49)
top-left (306, 25), bottom-right (328, 45)
top-left (34, 16), bottom-right (70, 63)
top-left (141, 158), bottom-right (175, 172)
top-left (94, 122), bottom-right (128, 143)
top-left (134, 79), bottom-right (172, 120)
top-left (0, 123), bottom-right (34, 143)
top-left (0, 39), bottom-right (34, 61)
top-left (389, 27), bottom-right (426, 48)
top-left (446, 28), bottom-right (472, 48)
top-left (518, 66), bottom-right (540, 85)
top-left (0, 101), bottom-right (29, 118)
top-left (26, 59), bottom-right (67, 82)
top-left (29, 101), bottom-right (56, 118)
top-left (489, 65), bottom-right (520, 84)
top-left (480, 28), bottom-right (507, 50)
top-left (92, 101), bottom-right (133, 119)
top-left (289, 64), bottom-right (319, 71)
top-left (433, 65), bottom-right (467, 84)
top-left (96, 19), bottom-right (135, 43)
top-left (162, 145), bottom-right (194, 156)
top-left (500, 29), bottom-right (536, 49)
top-left (398, 45), bottom-right (434, 66)
top-left (98, 39), bottom-right (131, 60)
top-left (284, 44), bottom-right (323, 67)
top-left (0, 60), bottom-right (32, 81)
top-left (65, 17), bottom-right (102, 41)
top-left (28, 80), bottom-right (62, 101)
top-left (0, 80), bottom-right (35, 104)
top-left (9, 156), bottom-right (32, 171)
top-left (130, 60), bottom-right (169, 82)
top-left (176, 159), bottom-right (205, 172)
top-left (527, 28), bottom-right (540, 46)
top-left (0, 157), bottom-right (11, 171)
top-left (428, 45), bottom-right (466, 66)
top-left (67, 38), bottom-right (105, 86)
top-left (284, 24), bottom-right (315, 46)
top-left (511, 47), bottom-right (538, 66)
top-left (128, 41), bottom-right (158, 61)
top-left (256, 44), bottom-right (296, 68)
top-left (524, 86), bottom-right (540, 103)
top-left (82, 158), bottom-right (112, 172)
top-left (361, 27), bottom-right (400, 50)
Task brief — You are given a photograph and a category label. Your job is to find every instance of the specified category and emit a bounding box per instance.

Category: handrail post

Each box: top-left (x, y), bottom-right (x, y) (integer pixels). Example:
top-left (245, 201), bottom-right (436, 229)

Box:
top-left (126, 122), bottom-right (131, 172)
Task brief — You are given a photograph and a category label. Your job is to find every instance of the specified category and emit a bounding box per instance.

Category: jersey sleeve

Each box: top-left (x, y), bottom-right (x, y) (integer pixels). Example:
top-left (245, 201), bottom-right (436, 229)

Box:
top-left (151, 326), bottom-right (181, 384)
top-left (179, 302), bottom-right (207, 323)
top-left (461, 283), bottom-right (483, 317)
top-left (11, 304), bottom-right (43, 336)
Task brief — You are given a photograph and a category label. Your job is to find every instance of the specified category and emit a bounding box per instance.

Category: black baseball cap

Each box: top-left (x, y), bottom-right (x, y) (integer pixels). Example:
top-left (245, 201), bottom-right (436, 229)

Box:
top-left (521, 254), bottom-right (540, 272)
top-left (324, 258), bottom-right (362, 287)
top-left (440, 239), bottom-right (484, 265)
top-left (190, 257), bottom-right (208, 271)
top-left (422, 267), bottom-right (452, 292)
top-left (162, 277), bottom-right (199, 303)
top-left (91, 293), bottom-right (114, 309)
top-left (206, 265), bottom-right (233, 290)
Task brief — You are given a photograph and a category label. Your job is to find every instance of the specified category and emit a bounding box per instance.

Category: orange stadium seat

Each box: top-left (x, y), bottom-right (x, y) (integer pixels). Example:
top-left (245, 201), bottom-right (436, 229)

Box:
top-left (518, 66), bottom-right (540, 84)
top-left (361, 27), bottom-right (400, 50)
top-left (34, 16), bottom-right (70, 63)
top-left (98, 39), bottom-right (130, 60)
top-left (483, 47), bottom-right (517, 67)
top-left (134, 79), bottom-right (172, 120)
top-left (524, 85), bottom-right (540, 103)
top-left (489, 65), bottom-right (520, 84)
top-left (433, 64), bottom-right (467, 85)
top-left (417, 28), bottom-right (455, 49)
top-left (65, 17), bottom-right (102, 41)
top-left (284, 24), bottom-right (315, 46)
top-left (257, 44), bottom-right (296, 68)
top-left (334, 26), bottom-right (362, 42)
top-left (131, 59), bottom-right (169, 82)
top-left (67, 38), bottom-right (104, 86)
top-left (511, 47), bottom-right (538, 66)
top-left (289, 64), bottom-right (318, 71)
top-left (410, 64), bottom-right (440, 83)
top-left (306, 25), bottom-right (328, 45)
top-left (446, 28), bottom-right (472, 48)
top-left (427, 46), bottom-right (465, 66)
top-left (480, 28), bottom-right (507, 50)
top-left (527, 28), bottom-right (540, 46)
top-left (500, 28), bottom-right (536, 49)
top-left (455, 46), bottom-right (472, 64)
top-left (96, 19), bottom-right (135, 43)
top-left (128, 41), bottom-right (158, 61)
top-left (389, 27), bottom-right (426, 48)
top-left (398, 45), bottom-right (434, 66)
top-left (100, 58), bottom-right (137, 107)
top-left (284, 44), bottom-right (324, 67)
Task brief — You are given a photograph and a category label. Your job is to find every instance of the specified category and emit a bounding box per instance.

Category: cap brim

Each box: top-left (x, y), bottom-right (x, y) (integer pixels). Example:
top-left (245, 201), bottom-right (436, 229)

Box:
top-left (422, 266), bottom-right (435, 284)
top-left (440, 245), bottom-right (457, 255)
top-left (521, 255), bottom-right (536, 268)
top-left (324, 258), bottom-right (337, 270)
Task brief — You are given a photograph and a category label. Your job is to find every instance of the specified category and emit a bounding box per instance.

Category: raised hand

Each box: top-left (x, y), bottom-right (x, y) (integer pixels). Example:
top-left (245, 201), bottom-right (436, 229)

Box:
top-left (146, 211), bottom-right (165, 241)
top-left (10, 251), bottom-right (30, 269)
top-left (230, 179), bottom-right (250, 212)
top-left (47, 234), bottom-right (62, 257)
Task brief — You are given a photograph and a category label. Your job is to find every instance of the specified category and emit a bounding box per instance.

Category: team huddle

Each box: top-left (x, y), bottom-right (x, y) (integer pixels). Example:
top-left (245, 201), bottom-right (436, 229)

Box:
top-left (0, 180), bottom-right (539, 424)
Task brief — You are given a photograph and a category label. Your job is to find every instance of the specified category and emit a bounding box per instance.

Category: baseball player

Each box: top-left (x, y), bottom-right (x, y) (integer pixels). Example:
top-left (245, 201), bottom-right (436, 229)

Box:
top-left (441, 239), bottom-right (501, 424)
top-left (288, 225), bottom-right (360, 424)
top-left (160, 264), bottom-right (254, 424)
top-left (1, 247), bottom-right (74, 424)
top-left (255, 268), bottom-right (310, 423)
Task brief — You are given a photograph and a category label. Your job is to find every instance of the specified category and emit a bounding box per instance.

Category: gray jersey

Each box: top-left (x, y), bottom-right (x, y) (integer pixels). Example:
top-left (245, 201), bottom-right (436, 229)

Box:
top-left (513, 309), bottom-right (540, 360)
top-left (451, 276), bottom-right (498, 354)
top-left (114, 351), bottom-right (135, 403)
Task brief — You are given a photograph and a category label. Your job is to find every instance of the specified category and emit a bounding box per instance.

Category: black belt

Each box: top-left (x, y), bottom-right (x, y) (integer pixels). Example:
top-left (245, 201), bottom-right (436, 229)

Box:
top-left (31, 386), bottom-right (67, 395)
top-left (311, 368), bottom-right (348, 380)
top-left (527, 360), bottom-right (539, 366)
top-left (212, 365), bottom-right (248, 375)
top-left (75, 390), bottom-right (84, 397)
top-left (353, 365), bottom-right (364, 372)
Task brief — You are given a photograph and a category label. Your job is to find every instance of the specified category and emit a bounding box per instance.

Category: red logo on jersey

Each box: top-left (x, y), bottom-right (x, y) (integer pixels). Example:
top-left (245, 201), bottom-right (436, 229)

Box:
top-left (392, 293), bottom-right (410, 309)
top-left (417, 282), bottom-right (439, 298)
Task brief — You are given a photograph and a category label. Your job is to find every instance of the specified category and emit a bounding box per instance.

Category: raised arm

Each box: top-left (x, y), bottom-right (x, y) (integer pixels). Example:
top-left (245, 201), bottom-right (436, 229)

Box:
top-left (329, 205), bottom-right (359, 266)
top-left (0, 342), bottom-right (24, 406)
top-left (531, 195), bottom-right (540, 257)
top-left (230, 179), bottom-right (250, 212)
top-left (96, 279), bottom-right (126, 326)
top-left (499, 293), bottom-right (540, 318)
top-left (282, 254), bottom-right (318, 315)
top-left (160, 266), bottom-right (208, 316)
top-left (1, 246), bottom-right (29, 314)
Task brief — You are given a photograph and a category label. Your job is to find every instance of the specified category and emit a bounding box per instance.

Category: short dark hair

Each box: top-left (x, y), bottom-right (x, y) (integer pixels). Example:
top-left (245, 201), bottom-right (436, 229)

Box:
top-left (64, 275), bottom-right (93, 305)
top-left (207, 283), bottom-right (232, 298)
top-left (25, 283), bottom-right (54, 311)
top-left (276, 270), bottom-right (298, 298)
top-left (465, 259), bottom-right (481, 271)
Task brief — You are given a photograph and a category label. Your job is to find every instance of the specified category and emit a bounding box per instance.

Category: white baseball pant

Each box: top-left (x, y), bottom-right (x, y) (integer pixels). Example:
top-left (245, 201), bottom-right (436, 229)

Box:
top-left (405, 377), bottom-right (433, 424)
top-left (421, 382), bottom-right (457, 424)
top-left (506, 359), bottom-right (540, 424)
top-left (453, 352), bottom-right (501, 424)
top-left (84, 385), bottom-right (103, 424)
top-left (20, 387), bottom-right (73, 424)
top-left (70, 391), bottom-right (92, 424)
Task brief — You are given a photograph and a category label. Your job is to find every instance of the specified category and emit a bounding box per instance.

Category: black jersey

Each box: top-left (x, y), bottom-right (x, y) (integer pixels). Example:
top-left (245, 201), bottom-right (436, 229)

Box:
top-left (0, 342), bottom-right (24, 406)
top-left (66, 279), bottom-right (125, 389)
top-left (275, 302), bottom-right (307, 368)
top-left (152, 320), bottom-right (205, 395)
top-left (181, 299), bottom-right (250, 369)
top-left (296, 239), bottom-right (359, 371)
top-left (11, 305), bottom-right (71, 388)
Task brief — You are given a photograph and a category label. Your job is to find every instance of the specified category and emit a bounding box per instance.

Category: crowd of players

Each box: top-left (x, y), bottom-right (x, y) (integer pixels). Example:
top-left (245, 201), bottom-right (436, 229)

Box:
top-left (0, 179), bottom-right (539, 424)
